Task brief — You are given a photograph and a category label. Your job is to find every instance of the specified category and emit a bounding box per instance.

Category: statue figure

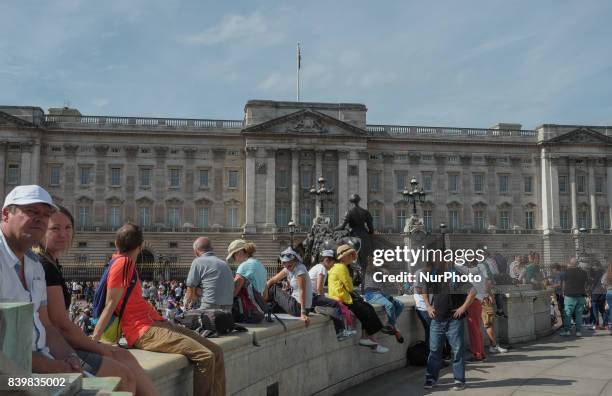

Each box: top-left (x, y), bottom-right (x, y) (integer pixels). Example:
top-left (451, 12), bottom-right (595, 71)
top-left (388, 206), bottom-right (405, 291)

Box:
top-left (334, 193), bottom-right (374, 278)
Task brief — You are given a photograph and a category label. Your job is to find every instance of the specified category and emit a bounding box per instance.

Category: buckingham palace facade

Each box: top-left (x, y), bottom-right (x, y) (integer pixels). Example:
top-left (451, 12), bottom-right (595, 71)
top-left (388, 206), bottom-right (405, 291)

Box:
top-left (1, 100), bottom-right (611, 266)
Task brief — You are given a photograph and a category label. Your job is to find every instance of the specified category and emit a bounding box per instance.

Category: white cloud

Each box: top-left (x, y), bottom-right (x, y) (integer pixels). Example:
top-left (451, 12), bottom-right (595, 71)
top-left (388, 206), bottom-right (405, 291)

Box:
top-left (183, 12), bottom-right (283, 46)
top-left (257, 73), bottom-right (293, 93)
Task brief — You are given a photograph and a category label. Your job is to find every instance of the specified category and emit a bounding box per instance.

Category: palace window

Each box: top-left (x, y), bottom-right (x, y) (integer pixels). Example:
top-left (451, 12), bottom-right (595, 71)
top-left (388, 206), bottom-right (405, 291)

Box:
top-left (525, 211), bottom-right (535, 230)
top-left (301, 169), bottom-right (312, 189)
top-left (277, 169), bottom-right (288, 189)
top-left (560, 209), bottom-right (569, 230)
top-left (196, 207), bottom-right (210, 228)
top-left (448, 174), bottom-right (459, 193)
top-left (169, 168), bottom-right (181, 188)
top-left (139, 168), bottom-right (151, 188)
top-left (499, 175), bottom-right (509, 194)
top-left (524, 176), bottom-right (533, 193)
top-left (138, 207), bottom-right (151, 228)
top-left (79, 166), bottom-right (92, 186)
top-left (396, 209), bottom-right (407, 233)
top-left (396, 172), bottom-right (407, 192)
top-left (108, 206), bottom-right (122, 228)
top-left (559, 175), bottom-right (568, 193)
top-left (167, 207), bottom-right (181, 228)
top-left (596, 176), bottom-right (604, 194)
top-left (499, 210), bottom-right (510, 230)
top-left (423, 210), bottom-right (433, 231)
top-left (78, 207), bottom-right (91, 228)
top-left (199, 169), bottom-right (209, 187)
top-left (577, 174), bottom-right (586, 194)
top-left (370, 172), bottom-right (381, 192)
top-left (422, 173), bottom-right (433, 192)
top-left (300, 208), bottom-right (313, 227)
top-left (276, 207), bottom-right (288, 227)
top-left (372, 208), bottom-right (381, 230)
top-left (228, 170), bottom-right (239, 188)
top-left (473, 174), bottom-right (484, 193)
top-left (7, 164), bottom-right (19, 185)
top-left (474, 210), bottom-right (486, 231)
top-left (49, 166), bottom-right (61, 186)
top-left (449, 210), bottom-right (460, 231)
top-left (110, 167), bottom-right (121, 187)
top-left (227, 207), bottom-right (239, 227)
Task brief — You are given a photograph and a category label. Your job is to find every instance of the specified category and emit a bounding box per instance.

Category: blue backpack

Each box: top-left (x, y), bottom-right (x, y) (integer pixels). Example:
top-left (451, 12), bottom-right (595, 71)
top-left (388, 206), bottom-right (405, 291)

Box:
top-left (92, 257), bottom-right (137, 324)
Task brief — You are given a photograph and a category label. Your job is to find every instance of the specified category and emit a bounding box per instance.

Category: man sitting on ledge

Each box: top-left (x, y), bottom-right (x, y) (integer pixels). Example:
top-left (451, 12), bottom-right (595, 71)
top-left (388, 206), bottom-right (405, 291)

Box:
top-left (92, 223), bottom-right (226, 396)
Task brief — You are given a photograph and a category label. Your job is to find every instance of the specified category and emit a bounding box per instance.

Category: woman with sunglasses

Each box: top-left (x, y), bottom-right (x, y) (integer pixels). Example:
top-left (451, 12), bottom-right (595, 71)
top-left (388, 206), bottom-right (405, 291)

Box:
top-left (266, 247), bottom-right (312, 325)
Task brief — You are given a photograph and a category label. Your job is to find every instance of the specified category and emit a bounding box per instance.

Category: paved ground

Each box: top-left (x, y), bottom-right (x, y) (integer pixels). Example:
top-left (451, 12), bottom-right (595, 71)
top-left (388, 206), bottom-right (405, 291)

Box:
top-left (339, 328), bottom-right (612, 396)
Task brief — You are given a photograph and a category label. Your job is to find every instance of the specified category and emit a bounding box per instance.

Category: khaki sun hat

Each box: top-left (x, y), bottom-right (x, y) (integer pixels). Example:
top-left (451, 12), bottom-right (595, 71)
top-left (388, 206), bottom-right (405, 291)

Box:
top-left (226, 239), bottom-right (247, 263)
top-left (336, 244), bottom-right (356, 261)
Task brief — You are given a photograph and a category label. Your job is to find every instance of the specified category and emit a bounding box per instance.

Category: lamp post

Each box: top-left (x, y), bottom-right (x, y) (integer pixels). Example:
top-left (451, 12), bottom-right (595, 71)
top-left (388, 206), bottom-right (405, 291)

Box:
top-left (440, 223), bottom-right (447, 251)
top-left (309, 176), bottom-right (334, 217)
top-left (288, 220), bottom-right (296, 248)
top-left (577, 227), bottom-right (588, 262)
top-left (401, 177), bottom-right (427, 216)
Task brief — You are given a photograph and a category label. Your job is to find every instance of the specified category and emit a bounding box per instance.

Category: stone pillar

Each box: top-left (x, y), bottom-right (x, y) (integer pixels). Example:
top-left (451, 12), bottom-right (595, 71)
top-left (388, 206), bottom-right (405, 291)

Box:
top-left (211, 148), bottom-right (226, 227)
top-left (264, 148), bottom-right (277, 231)
top-left (20, 142), bottom-right (33, 185)
top-left (30, 142), bottom-right (41, 185)
top-left (124, 146), bottom-right (139, 222)
top-left (244, 147), bottom-right (257, 233)
top-left (315, 150), bottom-right (323, 218)
top-left (93, 144), bottom-right (109, 225)
top-left (0, 141), bottom-right (6, 199)
top-left (382, 153), bottom-right (394, 231)
top-left (63, 144), bottom-right (79, 213)
top-left (337, 150), bottom-right (349, 220)
top-left (550, 157), bottom-right (560, 229)
top-left (569, 159), bottom-right (577, 230)
top-left (183, 147), bottom-right (197, 225)
top-left (291, 149), bottom-right (300, 225)
top-left (588, 160), bottom-right (597, 229)
top-left (460, 155), bottom-right (472, 227)
top-left (153, 146), bottom-right (168, 225)
top-left (607, 157), bottom-right (612, 230)
top-left (540, 149), bottom-right (551, 231)
top-left (358, 151), bottom-right (368, 209)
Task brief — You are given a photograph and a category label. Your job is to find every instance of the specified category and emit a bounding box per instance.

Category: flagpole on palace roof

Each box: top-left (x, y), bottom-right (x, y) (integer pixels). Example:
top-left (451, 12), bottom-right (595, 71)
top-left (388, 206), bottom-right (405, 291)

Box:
top-left (296, 42), bottom-right (301, 102)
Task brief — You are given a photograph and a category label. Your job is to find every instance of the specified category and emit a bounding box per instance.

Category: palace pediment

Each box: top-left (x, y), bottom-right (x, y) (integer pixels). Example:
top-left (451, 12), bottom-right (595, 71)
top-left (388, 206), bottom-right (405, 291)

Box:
top-left (546, 127), bottom-right (612, 145)
top-left (242, 109), bottom-right (367, 137)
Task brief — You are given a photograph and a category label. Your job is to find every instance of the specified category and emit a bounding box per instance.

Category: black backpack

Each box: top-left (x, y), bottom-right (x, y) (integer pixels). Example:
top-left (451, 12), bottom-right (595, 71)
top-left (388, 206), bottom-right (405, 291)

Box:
top-left (406, 341), bottom-right (428, 366)
top-left (175, 309), bottom-right (247, 337)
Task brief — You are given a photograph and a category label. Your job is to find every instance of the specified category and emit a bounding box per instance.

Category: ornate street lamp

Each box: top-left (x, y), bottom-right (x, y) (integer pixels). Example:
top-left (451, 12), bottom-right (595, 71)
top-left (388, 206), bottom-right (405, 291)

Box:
top-left (401, 177), bottom-right (427, 216)
top-left (577, 227), bottom-right (588, 262)
top-left (310, 176), bottom-right (334, 215)
top-left (439, 223), bottom-right (448, 251)
top-left (288, 220), bottom-right (296, 248)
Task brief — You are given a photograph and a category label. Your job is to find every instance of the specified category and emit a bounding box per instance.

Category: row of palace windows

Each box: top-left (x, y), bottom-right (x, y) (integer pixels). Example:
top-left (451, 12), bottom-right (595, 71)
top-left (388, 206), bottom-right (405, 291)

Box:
top-left (368, 173), bottom-right (536, 195)
top-left (363, 208), bottom-right (537, 233)
top-left (558, 175), bottom-right (606, 194)
top-left (76, 206), bottom-right (240, 229)
top-left (38, 165), bottom-right (240, 190)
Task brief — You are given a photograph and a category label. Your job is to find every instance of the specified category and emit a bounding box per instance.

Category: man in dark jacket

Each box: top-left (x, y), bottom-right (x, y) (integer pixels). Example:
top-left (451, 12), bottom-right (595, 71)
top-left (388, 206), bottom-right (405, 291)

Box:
top-left (335, 194), bottom-right (374, 275)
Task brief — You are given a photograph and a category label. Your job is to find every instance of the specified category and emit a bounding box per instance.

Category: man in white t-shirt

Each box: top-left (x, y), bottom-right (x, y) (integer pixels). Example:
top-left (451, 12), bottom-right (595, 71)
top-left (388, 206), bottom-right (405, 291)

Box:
top-left (0, 185), bottom-right (84, 374)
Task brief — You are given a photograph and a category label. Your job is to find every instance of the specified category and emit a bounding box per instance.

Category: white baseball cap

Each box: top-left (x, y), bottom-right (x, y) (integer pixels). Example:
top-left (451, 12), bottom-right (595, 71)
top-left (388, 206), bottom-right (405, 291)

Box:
top-left (2, 185), bottom-right (59, 211)
top-left (321, 249), bottom-right (335, 258)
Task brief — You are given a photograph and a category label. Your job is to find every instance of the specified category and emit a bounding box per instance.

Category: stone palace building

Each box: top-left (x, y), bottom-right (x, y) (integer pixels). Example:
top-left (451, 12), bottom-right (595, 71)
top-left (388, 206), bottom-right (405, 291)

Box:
top-left (1, 100), bottom-right (611, 267)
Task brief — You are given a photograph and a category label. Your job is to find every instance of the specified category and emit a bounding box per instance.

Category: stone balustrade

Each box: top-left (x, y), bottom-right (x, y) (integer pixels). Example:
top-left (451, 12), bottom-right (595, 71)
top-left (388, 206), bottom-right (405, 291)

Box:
top-left (1, 288), bottom-right (553, 396)
top-left (367, 124), bottom-right (537, 139)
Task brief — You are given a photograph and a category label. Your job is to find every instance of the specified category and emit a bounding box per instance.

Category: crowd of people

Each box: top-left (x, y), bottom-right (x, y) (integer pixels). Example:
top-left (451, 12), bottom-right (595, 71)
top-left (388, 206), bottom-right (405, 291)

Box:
top-left (2, 184), bottom-right (612, 394)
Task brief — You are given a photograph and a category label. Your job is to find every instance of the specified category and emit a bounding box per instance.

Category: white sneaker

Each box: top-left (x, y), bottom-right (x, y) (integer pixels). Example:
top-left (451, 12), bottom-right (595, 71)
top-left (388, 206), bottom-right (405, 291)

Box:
top-left (590, 324), bottom-right (597, 330)
top-left (489, 345), bottom-right (508, 353)
top-left (560, 330), bottom-right (571, 336)
top-left (340, 329), bottom-right (355, 338)
top-left (345, 328), bottom-right (358, 336)
top-left (359, 339), bottom-right (378, 347)
top-left (576, 331), bottom-right (582, 337)
top-left (373, 344), bottom-right (389, 353)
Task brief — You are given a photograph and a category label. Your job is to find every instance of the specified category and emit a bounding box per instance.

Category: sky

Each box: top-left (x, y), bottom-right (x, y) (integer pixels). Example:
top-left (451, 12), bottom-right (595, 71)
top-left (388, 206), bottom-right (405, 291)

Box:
top-left (1, 0), bottom-right (612, 129)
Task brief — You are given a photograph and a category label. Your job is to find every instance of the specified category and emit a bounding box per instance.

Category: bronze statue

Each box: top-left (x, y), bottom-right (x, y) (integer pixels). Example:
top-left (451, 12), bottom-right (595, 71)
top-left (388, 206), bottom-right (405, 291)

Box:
top-left (335, 193), bottom-right (374, 276)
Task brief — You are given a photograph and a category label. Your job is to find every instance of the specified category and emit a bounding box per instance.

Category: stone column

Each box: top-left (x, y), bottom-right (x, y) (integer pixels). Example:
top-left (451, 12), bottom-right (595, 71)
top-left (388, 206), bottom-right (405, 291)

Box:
top-left (337, 150), bottom-right (349, 220)
top-left (569, 159), bottom-right (578, 230)
top-left (264, 148), bottom-right (277, 232)
top-left (30, 142), bottom-right (41, 185)
top-left (20, 142), bottom-right (33, 185)
top-left (588, 159), bottom-right (598, 229)
top-left (93, 144), bottom-right (109, 226)
top-left (62, 144), bottom-right (79, 213)
top-left (0, 141), bottom-right (6, 199)
top-left (124, 146), bottom-right (139, 222)
top-left (315, 150), bottom-right (323, 218)
top-left (607, 157), bottom-right (612, 230)
top-left (153, 146), bottom-right (168, 225)
top-left (244, 146), bottom-right (257, 233)
top-left (183, 147), bottom-right (197, 225)
top-left (550, 157), bottom-right (560, 229)
top-left (540, 149), bottom-right (551, 231)
top-left (460, 155), bottom-right (472, 227)
top-left (291, 149), bottom-right (300, 225)
top-left (382, 153), bottom-right (394, 231)
top-left (358, 151), bottom-right (368, 209)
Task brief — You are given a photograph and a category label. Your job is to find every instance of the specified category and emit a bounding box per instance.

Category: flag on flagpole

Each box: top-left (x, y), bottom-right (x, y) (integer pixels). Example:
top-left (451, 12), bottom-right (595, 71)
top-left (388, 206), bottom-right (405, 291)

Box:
top-left (297, 43), bottom-right (301, 70)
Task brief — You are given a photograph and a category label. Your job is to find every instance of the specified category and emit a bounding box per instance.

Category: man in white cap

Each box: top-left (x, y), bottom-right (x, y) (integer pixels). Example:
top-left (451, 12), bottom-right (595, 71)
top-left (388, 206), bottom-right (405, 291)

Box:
top-left (0, 185), bottom-right (84, 373)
